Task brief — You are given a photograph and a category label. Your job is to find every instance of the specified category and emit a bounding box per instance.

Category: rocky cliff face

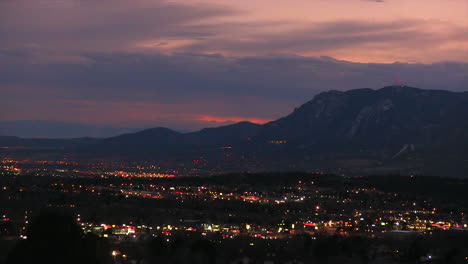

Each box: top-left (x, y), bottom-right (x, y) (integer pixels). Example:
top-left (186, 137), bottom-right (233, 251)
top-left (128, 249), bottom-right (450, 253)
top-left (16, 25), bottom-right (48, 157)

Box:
top-left (245, 86), bottom-right (468, 175)
top-left (260, 86), bottom-right (468, 150)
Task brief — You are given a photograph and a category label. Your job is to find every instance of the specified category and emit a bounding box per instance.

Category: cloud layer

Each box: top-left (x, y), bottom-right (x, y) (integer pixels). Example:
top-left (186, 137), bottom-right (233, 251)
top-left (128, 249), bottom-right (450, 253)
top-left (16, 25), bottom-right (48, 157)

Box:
top-left (0, 0), bottom-right (467, 132)
top-left (1, 0), bottom-right (466, 63)
top-left (1, 50), bottom-right (467, 130)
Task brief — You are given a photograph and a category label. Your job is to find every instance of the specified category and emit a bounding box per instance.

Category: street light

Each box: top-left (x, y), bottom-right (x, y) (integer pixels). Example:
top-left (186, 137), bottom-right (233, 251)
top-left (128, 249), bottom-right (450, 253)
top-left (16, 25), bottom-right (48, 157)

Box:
top-left (111, 250), bottom-right (120, 263)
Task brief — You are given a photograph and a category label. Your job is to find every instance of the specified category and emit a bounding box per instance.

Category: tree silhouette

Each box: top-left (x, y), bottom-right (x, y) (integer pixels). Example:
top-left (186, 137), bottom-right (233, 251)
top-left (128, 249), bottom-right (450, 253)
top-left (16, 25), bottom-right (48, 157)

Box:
top-left (189, 239), bottom-right (216, 264)
top-left (145, 236), bottom-right (169, 264)
top-left (7, 210), bottom-right (110, 264)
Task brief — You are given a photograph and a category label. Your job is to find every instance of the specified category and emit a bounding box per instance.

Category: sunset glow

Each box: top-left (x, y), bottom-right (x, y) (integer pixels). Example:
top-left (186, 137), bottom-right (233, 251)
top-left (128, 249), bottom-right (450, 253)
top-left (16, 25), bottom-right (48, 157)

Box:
top-left (0, 0), bottom-right (466, 134)
top-left (197, 115), bottom-right (272, 124)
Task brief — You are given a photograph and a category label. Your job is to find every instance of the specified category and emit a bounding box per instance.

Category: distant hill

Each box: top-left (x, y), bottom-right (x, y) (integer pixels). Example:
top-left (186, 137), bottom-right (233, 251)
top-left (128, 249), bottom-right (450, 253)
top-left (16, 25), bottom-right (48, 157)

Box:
top-left (2, 86), bottom-right (468, 176)
top-left (0, 120), bottom-right (141, 138)
top-left (83, 122), bottom-right (262, 155)
top-left (89, 127), bottom-right (182, 155)
top-left (0, 135), bottom-right (98, 149)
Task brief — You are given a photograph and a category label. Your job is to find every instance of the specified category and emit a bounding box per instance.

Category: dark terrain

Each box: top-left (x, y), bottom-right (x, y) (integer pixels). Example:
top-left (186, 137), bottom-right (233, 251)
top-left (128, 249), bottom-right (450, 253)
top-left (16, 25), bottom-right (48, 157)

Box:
top-left (1, 86), bottom-right (468, 176)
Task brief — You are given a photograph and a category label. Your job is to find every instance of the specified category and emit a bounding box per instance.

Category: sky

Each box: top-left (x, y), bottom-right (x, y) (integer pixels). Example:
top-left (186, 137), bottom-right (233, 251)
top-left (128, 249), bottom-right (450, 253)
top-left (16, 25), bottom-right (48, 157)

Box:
top-left (1, 0), bottom-right (467, 136)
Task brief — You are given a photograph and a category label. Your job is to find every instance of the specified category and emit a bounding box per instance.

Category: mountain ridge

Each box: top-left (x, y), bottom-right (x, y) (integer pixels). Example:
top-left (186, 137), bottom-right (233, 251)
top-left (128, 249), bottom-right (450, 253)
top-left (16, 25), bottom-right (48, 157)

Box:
top-left (1, 86), bottom-right (468, 176)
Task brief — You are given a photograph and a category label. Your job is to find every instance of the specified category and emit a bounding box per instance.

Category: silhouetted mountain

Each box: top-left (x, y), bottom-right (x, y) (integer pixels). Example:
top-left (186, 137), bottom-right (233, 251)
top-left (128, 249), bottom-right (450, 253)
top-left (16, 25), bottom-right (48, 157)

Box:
top-left (0, 120), bottom-right (141, 138)
top-left (0, 135), bottom-right (98, 149)
top-left (184, 121), bottom-right (261, 146)
top-left (2, 86), bottom-right (468, 175)
top-left (85, 122), bottom-right (261, 155)
top-left (253, 86), bottom-right (468, 175)
top-left (91, 127), bottom-right (182, 154)
top-left (260, 86), bottom-right (468, 151)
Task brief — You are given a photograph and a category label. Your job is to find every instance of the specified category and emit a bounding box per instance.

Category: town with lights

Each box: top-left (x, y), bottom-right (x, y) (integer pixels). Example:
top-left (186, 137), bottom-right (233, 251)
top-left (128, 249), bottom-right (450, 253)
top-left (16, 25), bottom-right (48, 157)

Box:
top-left (0, 157), bottom-right (467, 263)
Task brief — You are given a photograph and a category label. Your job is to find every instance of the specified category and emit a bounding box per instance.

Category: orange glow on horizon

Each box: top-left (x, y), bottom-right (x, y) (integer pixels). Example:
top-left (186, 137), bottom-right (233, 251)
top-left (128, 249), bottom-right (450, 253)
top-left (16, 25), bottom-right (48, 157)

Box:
top-left (197, 115), bottom-right (272, 124)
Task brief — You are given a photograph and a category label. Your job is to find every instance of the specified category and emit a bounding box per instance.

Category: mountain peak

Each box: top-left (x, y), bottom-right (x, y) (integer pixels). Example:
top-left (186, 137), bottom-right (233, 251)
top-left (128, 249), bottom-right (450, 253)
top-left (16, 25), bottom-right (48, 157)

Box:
top-left (378, 85), bottom-right (421, 93)
top-left (197, 121), bottom-right (260, 133)
top-left (2, 86), bottom-right (468, 176)
top-left (314, 89), bottom-right (344, 99)
top-left (137, 127), bottom-right (180, 135)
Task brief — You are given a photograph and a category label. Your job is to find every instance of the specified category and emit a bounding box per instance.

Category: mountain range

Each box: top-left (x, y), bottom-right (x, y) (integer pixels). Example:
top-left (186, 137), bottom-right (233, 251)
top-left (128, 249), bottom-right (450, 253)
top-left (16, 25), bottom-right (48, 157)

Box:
top-left (0, 120), bottom-right (145, 138)
top-left (1, 86), bottom-right (468, 176)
